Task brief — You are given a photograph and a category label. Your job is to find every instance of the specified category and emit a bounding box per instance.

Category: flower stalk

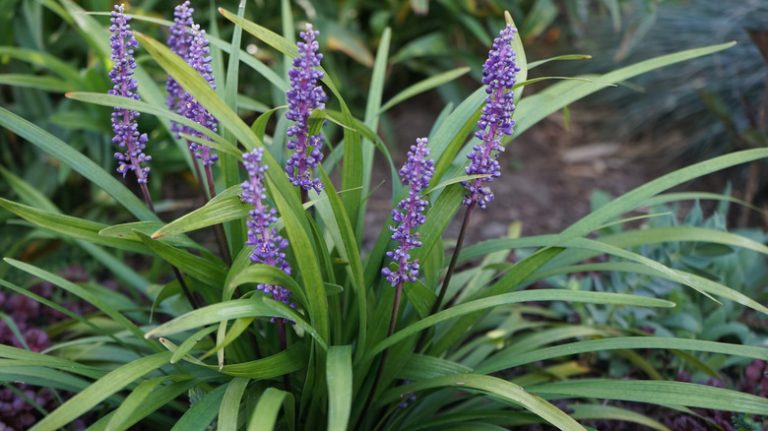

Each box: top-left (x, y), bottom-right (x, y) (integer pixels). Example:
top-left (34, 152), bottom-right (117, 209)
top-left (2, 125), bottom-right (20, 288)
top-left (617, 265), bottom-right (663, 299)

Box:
top-left (109, 3), bottom-right (201, 311)
top-left (421, 23), bottom-right (520, 344)
top-left (356, 138), bottom-right (434, 428)
top-left (167, 1), bottom-right (230, 264)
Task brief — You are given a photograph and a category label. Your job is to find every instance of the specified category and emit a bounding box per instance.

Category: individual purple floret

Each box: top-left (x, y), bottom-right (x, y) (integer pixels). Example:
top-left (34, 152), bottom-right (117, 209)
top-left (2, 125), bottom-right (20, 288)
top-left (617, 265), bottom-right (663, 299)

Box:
top-left (166, 1), bottom-right (218, 167)
top-left (166, 1), bottom-right (194, 138)
top-left (109, 4), bottom-right (151, 184)
top-left (241, 149), bottom-right (292, 304)
top-left (463, 24), bottom-right (520, 209)
top-left (285, 23), bottom-right (327, 192)
top-left (382, 138), bottom-right (435, 287)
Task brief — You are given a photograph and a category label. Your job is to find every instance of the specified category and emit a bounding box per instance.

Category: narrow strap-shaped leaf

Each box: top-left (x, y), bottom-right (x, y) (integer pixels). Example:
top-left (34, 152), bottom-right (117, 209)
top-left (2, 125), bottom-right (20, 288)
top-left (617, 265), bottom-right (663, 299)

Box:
top-left (317, 168), bottom-right (366, 354)
top-left (4, 258), bottom-right (152, 345)
top-left (248, 387), bottom-right (295, 431)
top-left (29, 352), bottom-right (172, 431)
top-left (226, 263), bottom-right (307, 305)
top-left (66, 92), bottom-right (236, 153)
top-left (380, 67), bottom-right (471, 114)
top-left (89, 379), bottom-right (198, 431)
top-left (513, 42), bottom-right (735, 137)
top-left (217, 377), bottom-right (250, 431)
top-left (151, 185), bottom-right (244, 239)
top-left (364, 290), bottom-right (672, 361)
top-left (136, 232), bottom-right (226, 287)
top-left (479, 336), bottom-right (768, 374)
top-left (146, 298), bottom-right (275, 338)
top-left (381, 374), bottom-right (586, 431)
top-left (530, 379), bottom-right (768, 415)
top-left (327, 346), bottom-right (353, 431)
top-left (0, 198), bottom-right (148, 253)
top-left (105, 376), bottom-right (167, 431)
top-left (170, 384), bottom-right (228, 431)
top-left (0, 73), bottom-right (72, 91)
top-left (0, 107), bottom-right (155, 220)
top-left (0, 46), bottom-right (84, 83)
top-left (146, 297), bottom-right (326, 350)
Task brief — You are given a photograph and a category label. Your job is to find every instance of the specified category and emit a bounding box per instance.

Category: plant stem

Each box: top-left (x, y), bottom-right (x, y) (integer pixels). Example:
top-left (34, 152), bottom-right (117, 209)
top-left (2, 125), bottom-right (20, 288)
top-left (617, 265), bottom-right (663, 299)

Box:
top-left (415, 204), bottom-right (474, 352)
top-left (355, 282), bottom-right (404, 430)
top-left (189, 149), bottom-right (205, 193)
top-left (139, 182), bottom-right (202, 311)
top-left (277, 319), bottom-right (291, 391)
top-left (204, 164), bottom-right (232, 265)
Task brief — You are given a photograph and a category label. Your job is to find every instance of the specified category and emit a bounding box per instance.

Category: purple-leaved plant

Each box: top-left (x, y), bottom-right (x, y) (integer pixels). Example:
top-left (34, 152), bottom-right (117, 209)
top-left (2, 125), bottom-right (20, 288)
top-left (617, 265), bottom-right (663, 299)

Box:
top-left (382, 137), bottom-right (434, 287)
top-left (285, 23), bottom-right (327, 193)
top-left (109, 4), bottom-right (151, 186)
top-left (463, 23), bottom-right (520, 209)
top-left (241, 148), bottom-right (292, 304)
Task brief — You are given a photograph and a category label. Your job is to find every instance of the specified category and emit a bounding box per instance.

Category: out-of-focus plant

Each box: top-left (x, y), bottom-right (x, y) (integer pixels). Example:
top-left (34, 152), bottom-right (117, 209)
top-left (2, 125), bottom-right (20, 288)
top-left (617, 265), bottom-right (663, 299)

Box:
top-left (558, 0), bottom-right (768, 220)
top-left (0, 1), bottom-right (766, 431)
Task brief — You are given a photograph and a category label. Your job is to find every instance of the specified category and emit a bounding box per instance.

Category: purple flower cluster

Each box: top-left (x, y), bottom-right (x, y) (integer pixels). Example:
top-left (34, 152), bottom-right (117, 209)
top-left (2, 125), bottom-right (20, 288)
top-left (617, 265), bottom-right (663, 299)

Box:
top-left (462, 24), bottom-right (520, 209)
top-left (285, 23), bottom-right (327, 192)
top-left (166, 1), bottom-right (193, 138)
top-left (241, 149), bottom-right (292, 304)
top-left (382, 138), bottom-right (434, 287)
top-left (167, 1), bottom-right (218, 166)
top-left (109, 4), bottom-right (151, 184)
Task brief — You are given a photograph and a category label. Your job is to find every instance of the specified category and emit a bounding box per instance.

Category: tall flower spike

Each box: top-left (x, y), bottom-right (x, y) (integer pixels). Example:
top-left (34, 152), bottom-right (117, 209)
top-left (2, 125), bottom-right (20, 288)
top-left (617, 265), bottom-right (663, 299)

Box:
top-left (285, 23), bottom-right (327, 192)
top-left (166, 1), bottom-right (218, 167)
top-left (180, 23), bottom-right (218, 166)
top-left (241, 149), bottom-right (292, 304)
top-left (109, 4), bottom-right (151, 184)
top-left (166, 1), bottom-right (194, 139)
top-left (382, 138), bottom-right (435, 287)
top-left (463, 24), bottom-right (520, 209)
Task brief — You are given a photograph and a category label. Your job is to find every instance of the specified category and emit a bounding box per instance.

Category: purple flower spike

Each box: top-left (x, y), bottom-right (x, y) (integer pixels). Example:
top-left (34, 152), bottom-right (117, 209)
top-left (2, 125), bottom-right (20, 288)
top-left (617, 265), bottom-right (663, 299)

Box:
top-left (241, 149), bottom-right (292, 304)
top-left (166, 1), bottom-right (194, 138)
top-left (166, 1), bottom-right (218, 167)
top-left (109, 4), bottom-right (151, 184)
top-left (382, 138), bottom-right (435, 287)
top-left (285, 23), bottom-right (327, 192)
top-left (463, 24), bottom-right (520, 209)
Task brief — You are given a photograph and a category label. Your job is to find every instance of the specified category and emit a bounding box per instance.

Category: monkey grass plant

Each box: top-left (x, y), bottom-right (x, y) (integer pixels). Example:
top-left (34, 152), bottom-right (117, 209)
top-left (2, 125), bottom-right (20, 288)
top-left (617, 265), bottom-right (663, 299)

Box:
top-left (0, 1), bottom-right (767, 430)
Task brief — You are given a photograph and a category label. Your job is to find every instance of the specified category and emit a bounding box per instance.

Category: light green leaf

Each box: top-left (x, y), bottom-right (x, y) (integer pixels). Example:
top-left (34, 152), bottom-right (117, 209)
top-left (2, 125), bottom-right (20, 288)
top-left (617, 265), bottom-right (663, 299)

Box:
top-left (365, 290), bottom-right (673, 361)
top-left (0, 73), bottom-right (72, 91)
top-left (0, 107), bottom-right (154, 220)
top-left (382, 374), bottom-right (586, 430)
top-left (248, 388), bottom-right (295, 431)
top-left (327, 346), bottom-right (353, 431)
top-left (479, 337), bottom-right (768, 373)
top-left (170, 384), bottom-right (228, 431)
top-left (29, 352), bottom-right (172, 431)
top-left (217, 377), bottom-right (250, 431)
top-left (379, 67), bottom-right (471, 113)
top-left (151, 185), bottom-right (245, 239)
top-left (531, 379), bottom-right (768, 415)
